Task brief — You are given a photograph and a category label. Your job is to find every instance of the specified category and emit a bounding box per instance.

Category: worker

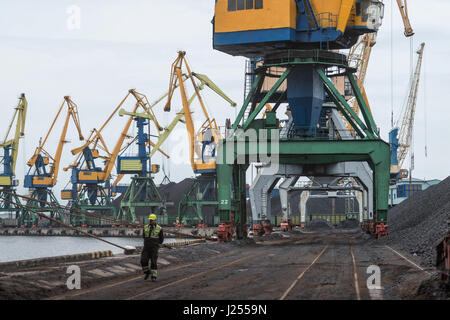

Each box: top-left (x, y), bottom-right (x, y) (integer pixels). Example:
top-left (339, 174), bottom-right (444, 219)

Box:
top-left (141, 214), bottom-right (164, 281)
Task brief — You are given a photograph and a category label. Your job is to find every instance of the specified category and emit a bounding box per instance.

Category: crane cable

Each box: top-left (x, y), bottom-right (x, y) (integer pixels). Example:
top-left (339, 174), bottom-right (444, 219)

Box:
top-left (390, 0), bottom-right (394, 129)
top-left (423, 49), bottom-right (428, 159)
top-left (0, 194), bottom-right (135, 254)
top-left (1, 190), bottom-right (208, 241)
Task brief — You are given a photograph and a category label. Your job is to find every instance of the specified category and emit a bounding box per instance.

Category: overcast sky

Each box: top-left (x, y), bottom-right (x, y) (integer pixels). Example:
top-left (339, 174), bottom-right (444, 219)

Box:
top-left (0, 0), bottom-right (448, 199)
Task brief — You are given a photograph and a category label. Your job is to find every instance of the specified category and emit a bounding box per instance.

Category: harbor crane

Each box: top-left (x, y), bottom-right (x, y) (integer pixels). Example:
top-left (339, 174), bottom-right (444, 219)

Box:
top-left (164, 51), bottom-right (237, 227)
top-left (0, 94), bottom-right (28, 222)
top-left (396, 0), bottom-right (414, 37)
top-left (346, 0), bottom-right (414, 127)
top-left (115, 104), bottom-right (170, 223)
top-left (66, 89), bottom-right (164, 225)
top-left (213, 0), bottom-right (391, 240)
top-left (389, 42), bottom-right (425, 181)
top-left (23, 96), bottom-right (84, 227)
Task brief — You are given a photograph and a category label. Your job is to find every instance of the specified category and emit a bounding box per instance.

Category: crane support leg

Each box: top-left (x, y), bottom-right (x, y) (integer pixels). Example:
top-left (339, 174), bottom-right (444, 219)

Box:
top-left (218, 139), bottom-right (390, 239)
top-left (118, 176), bottom-right (167, 224)
top-left (217, 51), bottom-right (390, 240)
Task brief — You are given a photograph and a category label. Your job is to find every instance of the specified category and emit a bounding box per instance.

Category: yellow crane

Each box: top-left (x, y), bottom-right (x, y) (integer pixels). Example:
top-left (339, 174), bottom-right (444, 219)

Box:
top-left (69, 89), bottom-right (163, 185)
top-left (0, 94), bottom-right (28, 187)
top-left (25, 96), bottom-right (83, 189)
top-left (345, 0), bottom-right (415, 133)
top-left (163, 51), bottom-right (237, 226)
top-left (390, 42), bottom-right (425, 178)
top-left (0, 94), bottom-right (28, 222)
top-left (22, 96), bottom-right (83, 227)
top-left (165, 51), bottom-right (236, 173)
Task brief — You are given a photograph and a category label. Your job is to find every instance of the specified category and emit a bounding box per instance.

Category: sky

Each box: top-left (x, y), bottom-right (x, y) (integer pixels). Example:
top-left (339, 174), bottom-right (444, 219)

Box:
top-left (0, 0), bottom-right (449, 200)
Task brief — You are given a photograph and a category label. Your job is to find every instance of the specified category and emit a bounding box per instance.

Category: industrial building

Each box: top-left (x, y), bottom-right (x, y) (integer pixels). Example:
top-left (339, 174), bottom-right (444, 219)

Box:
top-left (389, 178), bottom-right (441, 207)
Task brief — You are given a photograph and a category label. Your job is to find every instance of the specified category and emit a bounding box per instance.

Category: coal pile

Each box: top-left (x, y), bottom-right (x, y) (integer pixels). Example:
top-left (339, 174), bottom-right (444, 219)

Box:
top-left (267, 190), bottom-right (352, 216)
top-left (415, 273), bottom-right (450, 300)
top-left (378, 176), bottom-right (450, 267)
top-left (306, 218), bottom-right (334, 231)
top-left (336, 219), bottom-right (360, 230)
top-left (113, 178), bottom-right (198, 217)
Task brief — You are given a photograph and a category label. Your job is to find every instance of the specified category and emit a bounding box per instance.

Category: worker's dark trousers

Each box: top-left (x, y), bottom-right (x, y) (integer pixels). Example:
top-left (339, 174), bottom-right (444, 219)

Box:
top-left (140, 245), bottom-right (159, 277)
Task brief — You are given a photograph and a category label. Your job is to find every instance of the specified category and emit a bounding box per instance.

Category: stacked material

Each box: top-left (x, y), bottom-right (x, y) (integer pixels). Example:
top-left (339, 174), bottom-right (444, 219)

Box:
top-left (336, 219), bottom-right (360, 229)
top-left (379, 176), bottom-right (450, 267)
top-left (113, 178), bottom-right (197, 217)
top-left (268, 190), bottom-right (351, 216)
top-left (306, 218), bottom-right (335, 231)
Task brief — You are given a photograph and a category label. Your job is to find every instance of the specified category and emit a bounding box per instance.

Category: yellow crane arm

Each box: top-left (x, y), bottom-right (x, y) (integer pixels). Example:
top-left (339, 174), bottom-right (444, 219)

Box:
top-left (347, 33), bottom-right (376, 120)
top-left (176, 66), bottom-right (197, 171)
top-left (150, 113), bottom-right (185, 158)
top-left (51, 96), bottom-right (84, 184)
top-left (102, 93), bottom-right (140, 181)
top-left (337, 0), bottom-right (356, 34)
top-left (1, 94), bottom-right (28, 176)
top-left (71, 92), bottom-right (132, 156)
top-left (396, 0), bottom-right (414, 37)
top-left (165, 51), bottom-right (237, 172)
top-left (150, 81), bottom-right (206, 157)
top-left (192, 73), bottom-right (237, 107)
top-left (129, 90), bottom-right (164, 132)
top-left (102, 89), bottom-right (164, 182)
top-left (397, 43), bottom-right (425, 168)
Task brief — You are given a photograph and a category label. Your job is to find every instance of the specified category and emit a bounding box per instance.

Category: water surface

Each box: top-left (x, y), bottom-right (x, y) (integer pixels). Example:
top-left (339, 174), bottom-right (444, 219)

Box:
top-left (0, 236), bottom-right (183, 263)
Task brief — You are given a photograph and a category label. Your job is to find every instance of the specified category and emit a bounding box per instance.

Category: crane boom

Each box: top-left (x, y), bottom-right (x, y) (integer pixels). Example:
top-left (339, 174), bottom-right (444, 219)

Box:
top-left (345, 0), bottom-right (415, 133)
top-left (165, 51), bottom-right (236, 173)
top-left (1, 94), bottom-right (28, 178)
top-left (396, 0), bottom-right (414, 37)
top-left (396, 42), bottom-right (425, 168)
top-left (25, 96), bottom-right (84, 187)
top-left (347, 33), bottom-right (377, 116)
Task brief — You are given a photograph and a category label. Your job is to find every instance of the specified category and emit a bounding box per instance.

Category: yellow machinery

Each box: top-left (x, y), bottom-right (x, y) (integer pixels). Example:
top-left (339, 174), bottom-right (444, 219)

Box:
top-left (163, 51), bottom-right (237, 226)
top-left (343, 0), bottom-right (414, 134)
top-left (64, 89), bottom-right (164, 224)
top-left (0, 94), bottom-right (28, 221)
top-left (22, 96), bottom-right (84, 226)
top-left (214, 0), bottom-right (385, 57)
top-left (165, 51), bottom-right (236, 174)
top-left (0, 94), bottom-right (28, 187)
top-left (389, 43), bottom-right (425, 180)
top-left (396, 0), bottom-right (414, 37)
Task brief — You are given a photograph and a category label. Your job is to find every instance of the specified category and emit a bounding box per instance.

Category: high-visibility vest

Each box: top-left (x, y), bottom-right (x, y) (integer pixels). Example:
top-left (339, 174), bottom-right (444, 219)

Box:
top-left (144, 224), bottom-right (162, 239)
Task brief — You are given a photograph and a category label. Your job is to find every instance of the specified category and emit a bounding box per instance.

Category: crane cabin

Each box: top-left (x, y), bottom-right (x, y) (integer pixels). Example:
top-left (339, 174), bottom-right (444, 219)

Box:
top-left (213, 0), bottom-right (384, 57)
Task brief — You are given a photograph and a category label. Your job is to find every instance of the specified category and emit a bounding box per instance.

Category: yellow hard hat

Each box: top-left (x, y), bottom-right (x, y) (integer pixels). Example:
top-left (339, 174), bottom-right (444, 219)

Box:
top-left (149, 214), bottom-right (157, 221)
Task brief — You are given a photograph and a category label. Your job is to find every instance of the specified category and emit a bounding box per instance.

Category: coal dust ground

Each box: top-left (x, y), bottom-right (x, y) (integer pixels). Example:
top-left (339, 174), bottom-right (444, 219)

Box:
top-left (1, 228), bottom-right (446, 300)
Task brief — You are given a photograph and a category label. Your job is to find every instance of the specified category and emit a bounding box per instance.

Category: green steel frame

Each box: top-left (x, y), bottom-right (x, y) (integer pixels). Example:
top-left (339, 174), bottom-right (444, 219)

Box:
top-left (217, 50), bottom-right (391, 239)
top-left (0, 189), bottom-right (22, 223)
top-left (20, 189), bottom-right (64, 227)
top-left (178, 174), bottom-right (218, 226)
top-left (71, 185), bottom-right (116, 226)
top-left (117, 176), bottom-right (167, 223)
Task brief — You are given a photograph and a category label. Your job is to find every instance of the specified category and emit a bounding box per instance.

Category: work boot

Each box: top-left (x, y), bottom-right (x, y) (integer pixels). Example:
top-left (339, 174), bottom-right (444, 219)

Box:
top-left (151, 276), bottom-right (157, 282)
top-left (144, 272), bottom-right (150, 280)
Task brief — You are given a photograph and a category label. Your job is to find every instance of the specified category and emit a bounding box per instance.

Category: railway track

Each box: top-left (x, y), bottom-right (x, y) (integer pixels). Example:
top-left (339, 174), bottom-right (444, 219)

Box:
top-left (48, 233), bottom-right (435, 300)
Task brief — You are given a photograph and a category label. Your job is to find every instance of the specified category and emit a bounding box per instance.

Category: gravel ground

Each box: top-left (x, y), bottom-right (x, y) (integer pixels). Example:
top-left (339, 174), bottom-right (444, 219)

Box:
top-left (377, 176), bottom-right (450, 267)
top-left (415, 273), bottom-right (450, 300)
